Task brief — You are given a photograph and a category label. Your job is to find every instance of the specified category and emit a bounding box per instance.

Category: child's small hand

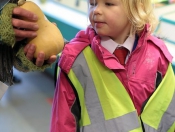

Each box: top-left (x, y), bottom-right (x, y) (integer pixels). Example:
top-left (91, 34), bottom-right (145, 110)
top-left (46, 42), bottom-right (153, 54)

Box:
top-left (12, 7), bottom-right (39, 41)
top-left (24, 44), bottom-right (57, 67)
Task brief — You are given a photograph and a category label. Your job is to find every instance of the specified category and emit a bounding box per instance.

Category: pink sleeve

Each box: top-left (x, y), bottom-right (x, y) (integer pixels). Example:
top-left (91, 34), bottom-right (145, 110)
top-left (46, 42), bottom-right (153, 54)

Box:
top-left (50, 71), bottom-right (76, 132)
top-left (158, 53), bottom-right (169, 78)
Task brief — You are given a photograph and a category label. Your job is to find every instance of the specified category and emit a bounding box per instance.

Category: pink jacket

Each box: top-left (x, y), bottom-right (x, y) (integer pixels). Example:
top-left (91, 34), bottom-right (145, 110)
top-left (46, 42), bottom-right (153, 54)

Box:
top-left (50, 25), bottom-right (173, 132)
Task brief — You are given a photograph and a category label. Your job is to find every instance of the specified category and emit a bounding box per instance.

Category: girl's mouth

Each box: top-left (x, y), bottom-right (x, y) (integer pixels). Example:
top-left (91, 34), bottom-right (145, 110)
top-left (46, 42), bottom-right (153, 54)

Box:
top-left (94, 22), bottom-right (105, 28)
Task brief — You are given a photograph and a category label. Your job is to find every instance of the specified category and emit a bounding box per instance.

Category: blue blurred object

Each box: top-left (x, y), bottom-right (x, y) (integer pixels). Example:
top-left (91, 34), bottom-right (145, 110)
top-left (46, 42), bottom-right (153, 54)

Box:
top-left (0, 0), bottom-right (10, 10)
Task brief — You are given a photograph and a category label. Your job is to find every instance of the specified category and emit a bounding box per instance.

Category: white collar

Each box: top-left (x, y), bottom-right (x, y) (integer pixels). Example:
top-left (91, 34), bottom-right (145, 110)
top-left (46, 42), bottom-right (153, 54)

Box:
top-left (101, 35), bottom-right (135, 54)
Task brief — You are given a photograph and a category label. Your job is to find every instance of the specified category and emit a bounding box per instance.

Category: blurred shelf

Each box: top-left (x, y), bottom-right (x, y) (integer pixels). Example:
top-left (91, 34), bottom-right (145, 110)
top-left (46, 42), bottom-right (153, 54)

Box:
top-left (158, 11), bottom-right (175, 44)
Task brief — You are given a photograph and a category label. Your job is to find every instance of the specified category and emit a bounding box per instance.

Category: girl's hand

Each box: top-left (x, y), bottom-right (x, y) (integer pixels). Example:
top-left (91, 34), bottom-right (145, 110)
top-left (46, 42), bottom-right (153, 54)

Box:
top-left (24, 44), bottom-right (57, 66)
top-left (12, 7), bottom-right (39, 41)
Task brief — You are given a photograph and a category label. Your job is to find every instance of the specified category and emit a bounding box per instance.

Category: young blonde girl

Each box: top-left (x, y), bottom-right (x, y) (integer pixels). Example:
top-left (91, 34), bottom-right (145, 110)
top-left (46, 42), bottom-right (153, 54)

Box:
top-left (50, 0), bottom-right (175, 131)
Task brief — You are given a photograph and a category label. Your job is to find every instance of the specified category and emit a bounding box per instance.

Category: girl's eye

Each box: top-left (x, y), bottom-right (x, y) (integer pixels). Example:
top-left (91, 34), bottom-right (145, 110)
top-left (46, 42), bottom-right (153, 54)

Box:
top-left (106, 3), bottom-right (113, 6)
top-left (89, 3), bottom-right (96, 6)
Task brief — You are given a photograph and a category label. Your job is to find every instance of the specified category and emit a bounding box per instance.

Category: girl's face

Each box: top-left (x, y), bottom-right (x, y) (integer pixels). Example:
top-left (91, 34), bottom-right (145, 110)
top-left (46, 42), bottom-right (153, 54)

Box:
top-left (88, 0), bottom-right (131, 44)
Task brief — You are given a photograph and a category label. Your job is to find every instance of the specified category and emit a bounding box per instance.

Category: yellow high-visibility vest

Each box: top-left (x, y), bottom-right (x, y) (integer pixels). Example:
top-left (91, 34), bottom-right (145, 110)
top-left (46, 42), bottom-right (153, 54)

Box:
top-left (67, 46), bottom-right (175, 132)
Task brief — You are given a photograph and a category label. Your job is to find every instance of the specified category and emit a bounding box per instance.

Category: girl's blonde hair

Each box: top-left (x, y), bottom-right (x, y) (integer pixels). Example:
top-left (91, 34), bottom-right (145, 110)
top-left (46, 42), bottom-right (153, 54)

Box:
top-left (121, 0), bottom-right (158, 35)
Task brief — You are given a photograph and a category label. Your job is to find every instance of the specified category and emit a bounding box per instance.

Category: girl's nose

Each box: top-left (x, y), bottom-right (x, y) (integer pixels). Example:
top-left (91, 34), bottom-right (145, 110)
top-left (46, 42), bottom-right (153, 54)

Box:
top-left (93, 5), bottom-right (102, 15)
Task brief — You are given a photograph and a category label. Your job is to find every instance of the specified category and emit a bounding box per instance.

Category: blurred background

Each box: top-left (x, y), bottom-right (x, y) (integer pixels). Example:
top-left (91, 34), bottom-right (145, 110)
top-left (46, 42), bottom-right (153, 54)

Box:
top-left (0, 0), bottom-right (175, 132)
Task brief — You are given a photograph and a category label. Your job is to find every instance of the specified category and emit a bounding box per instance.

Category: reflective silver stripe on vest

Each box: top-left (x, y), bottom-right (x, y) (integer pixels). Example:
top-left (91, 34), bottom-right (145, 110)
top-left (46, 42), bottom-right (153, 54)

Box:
top-left (143, 91), bottom-right (175, 132)
top-left (72, 51), bottom-right (140, 132)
